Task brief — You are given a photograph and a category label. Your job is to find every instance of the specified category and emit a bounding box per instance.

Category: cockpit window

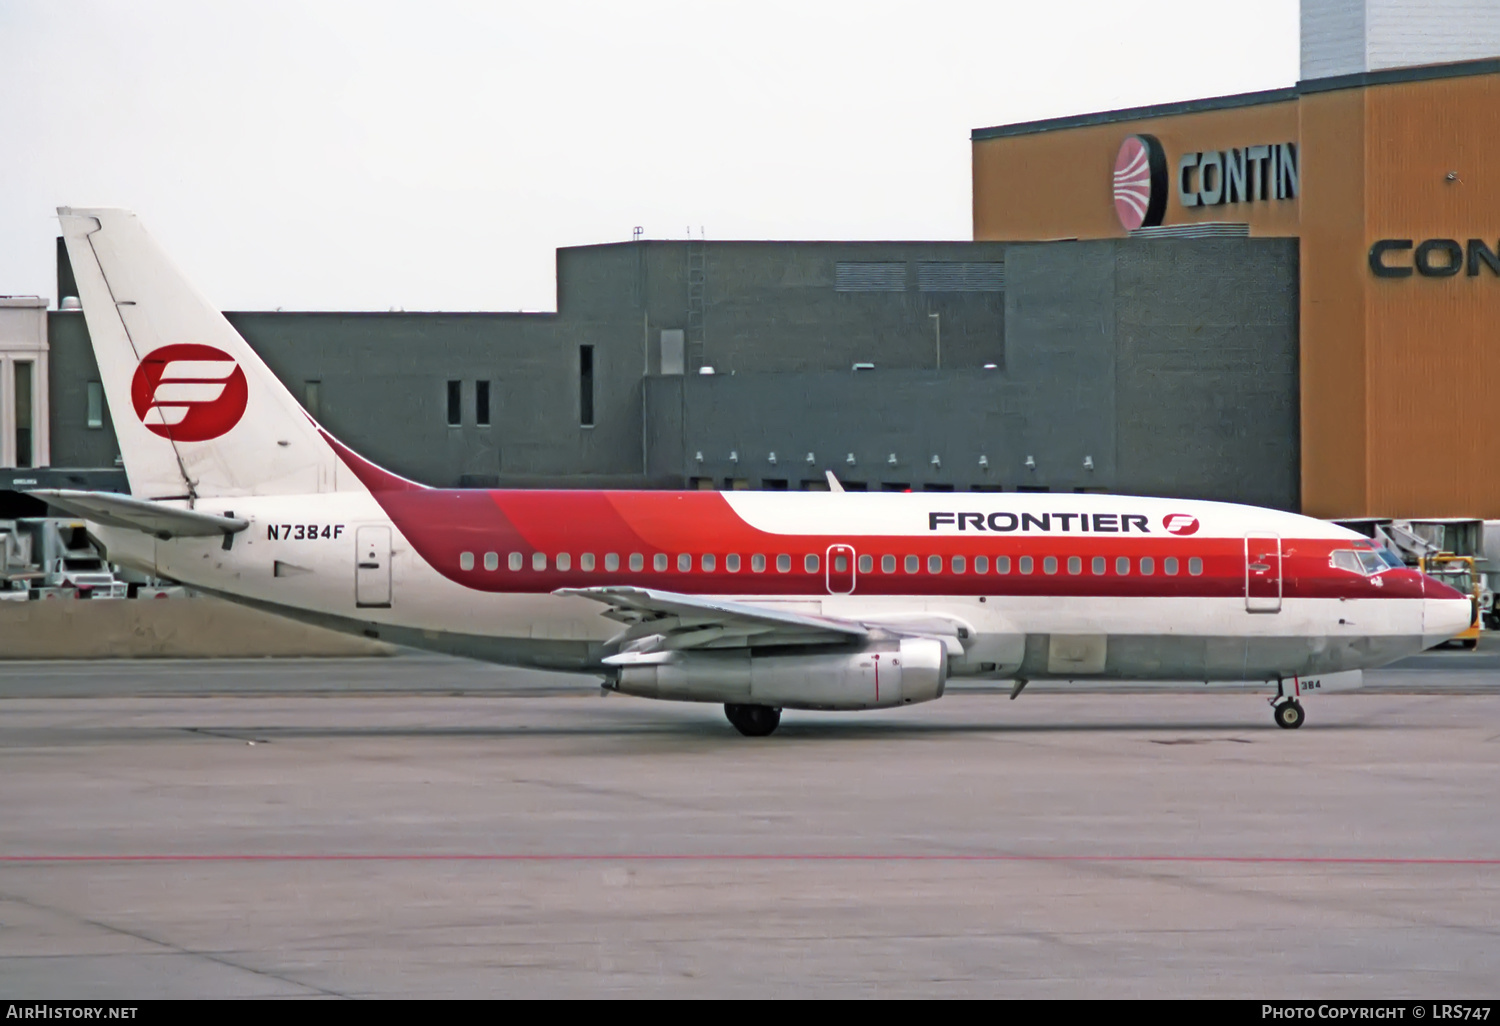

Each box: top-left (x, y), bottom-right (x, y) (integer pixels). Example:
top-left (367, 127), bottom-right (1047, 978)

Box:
top-left (1331, 550), bottom-right (1365, 574)
top-left (1356, 550), bottom-right (1386, 575)
top-left (1377, 549), bottom-right (1404, 569)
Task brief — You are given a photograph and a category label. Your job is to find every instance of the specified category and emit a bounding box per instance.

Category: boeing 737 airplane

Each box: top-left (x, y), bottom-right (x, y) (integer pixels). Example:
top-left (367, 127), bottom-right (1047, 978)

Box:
top-left (35, 208), bottom-right (1472, 735)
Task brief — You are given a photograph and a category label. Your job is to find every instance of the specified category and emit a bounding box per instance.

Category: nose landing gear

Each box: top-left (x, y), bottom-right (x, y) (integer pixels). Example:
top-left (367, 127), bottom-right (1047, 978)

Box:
top-left (1270, 677), bottom-right (1305, 729)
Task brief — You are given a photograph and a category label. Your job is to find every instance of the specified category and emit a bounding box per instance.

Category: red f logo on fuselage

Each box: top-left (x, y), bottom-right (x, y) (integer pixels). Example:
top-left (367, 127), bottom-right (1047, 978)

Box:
top-left (1163, 514), bottom-right (1200, 536)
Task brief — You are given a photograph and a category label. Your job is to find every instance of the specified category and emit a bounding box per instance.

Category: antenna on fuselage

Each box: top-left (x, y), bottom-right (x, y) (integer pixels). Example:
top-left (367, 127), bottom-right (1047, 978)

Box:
top-left (824, 470), bottom-right (845, 493)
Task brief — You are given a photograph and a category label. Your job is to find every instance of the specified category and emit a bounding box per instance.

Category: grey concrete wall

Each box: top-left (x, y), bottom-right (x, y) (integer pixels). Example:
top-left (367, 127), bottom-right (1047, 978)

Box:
top-left (0, 597), bottom-right (396, 659)
top-left (37, 236), bottom-right (1298, 508)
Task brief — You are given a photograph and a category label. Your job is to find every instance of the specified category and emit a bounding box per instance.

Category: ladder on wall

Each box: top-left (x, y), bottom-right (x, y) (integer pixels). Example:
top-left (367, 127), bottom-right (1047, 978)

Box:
top-left (686, 238), bottom-right (706, 371)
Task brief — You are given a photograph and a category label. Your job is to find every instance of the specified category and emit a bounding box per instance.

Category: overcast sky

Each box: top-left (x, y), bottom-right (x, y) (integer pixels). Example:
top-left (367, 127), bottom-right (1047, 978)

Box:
top-left (1, 1), bottom-right (1298, 312)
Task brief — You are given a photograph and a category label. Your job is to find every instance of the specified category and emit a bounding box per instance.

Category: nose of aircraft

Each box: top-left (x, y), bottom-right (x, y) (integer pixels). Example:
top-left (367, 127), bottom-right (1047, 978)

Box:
top-left (1421, 575), bottom-right (1474, 648)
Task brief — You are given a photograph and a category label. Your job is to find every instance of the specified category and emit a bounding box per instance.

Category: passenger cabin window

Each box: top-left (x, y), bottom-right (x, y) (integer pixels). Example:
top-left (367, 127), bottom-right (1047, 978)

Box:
top-left (727, 554), bottom-right (741, 572)
top-left (581, 553), bottom-right (595, 571)
top-left (1164, 557), bottom-right (1179, 576)
top-left (1116, 556), bottom-right (1129, 575)
top-left (509, 552), bottom-right (523, 571)
top-left (1092, 556), bottom-right (1106, 575)
top-left (556, 553), bottom-right (571, 571)
top-left (1140, 557), bottom-right (1155, 575)
top-left (752, 554), bottom-right (766, 572)
top-left (483, 552), bottom-right (498, 571)
top-left (805, 554), bottom-right (819, 573)
top-left (1018, 556), bottom-right (1032, 574)
top-left (777, 554), bottom-right (792, 573)
top-left (654, 554), bottom-right (668, 572)
top-left (459, 552), bottom-right (475, 571)
top-left (974, 555), bottom-right (989, 574)
top-left (629, 553), bottom-right (643, 571)
top-left (533, 552), bottom-right (547, 571)
top-left (857, 554), bottom-right (872, 573)
top-left (1067, 556), bottom-right (1082, 575)
top-left (605, 553), bottom-right (619, 571)
top-left (882, 555), bottom-right (896, 573)
top-left (952, 555), bottom-right (965, 574)
top-left (928, 555), bottom-right (942, 574)
top-left (678, 554), bottom-right (691, 572)
top-left (1043, 556), bottom-right (1058, 575)
top-left (996, 556), bottom-right (1011, 574)
top-left (1188, 557), bottom-right (1203, 576)
top-left (702, 554), bottom-right (716, 572)
top-left (905, 555), bottom-right (919, 574)
top-left (833, 554), bottom-right (848, 573)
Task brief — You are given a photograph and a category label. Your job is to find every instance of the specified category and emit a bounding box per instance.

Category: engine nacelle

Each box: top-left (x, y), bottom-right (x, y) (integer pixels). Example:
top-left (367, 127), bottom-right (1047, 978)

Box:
top-left (610, 637), bottom-right (947, 711)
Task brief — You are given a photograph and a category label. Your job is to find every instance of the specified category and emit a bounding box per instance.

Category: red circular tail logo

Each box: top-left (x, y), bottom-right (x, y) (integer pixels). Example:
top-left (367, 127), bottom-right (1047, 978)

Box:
top-left (130, 343), bottom-right (248, 441)
top-left (1163, 514), bottom-right (1201, 536)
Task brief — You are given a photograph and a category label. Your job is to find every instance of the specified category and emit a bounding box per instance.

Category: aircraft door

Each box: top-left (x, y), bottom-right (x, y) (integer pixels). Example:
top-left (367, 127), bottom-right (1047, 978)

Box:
top-left (1245, 534), bottom-right (1282, 613)
top-left (356, 525), bottom-right (392, 608)
top-left (826, 544), bottom-right (856, 595)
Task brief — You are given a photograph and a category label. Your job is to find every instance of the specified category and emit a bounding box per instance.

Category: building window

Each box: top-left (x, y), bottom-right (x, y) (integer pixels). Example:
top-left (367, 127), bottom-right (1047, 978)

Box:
top-left (835, 261), bottom-right (905, 292)
top-left (13, 361), bottom-right (33, 468)
top-left (447, 380), bottom-right (462, 427)
top-left (304, 380), bottom-right (321, 418)
top-left (579, 345), bottom-right (595, 427)
top-left (475, 381), bottom-right (490, 427)
top-left (776, 554), bottom-right (792, 573)
top-left (86, 381), bottom-right (104, 429)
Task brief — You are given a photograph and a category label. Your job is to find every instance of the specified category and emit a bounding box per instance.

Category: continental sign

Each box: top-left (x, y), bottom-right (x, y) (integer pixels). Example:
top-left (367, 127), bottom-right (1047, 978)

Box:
top-left (1113, 135), bottom-right (1298, 231)
top-left (1368, 238), bottom-right (1500, 278)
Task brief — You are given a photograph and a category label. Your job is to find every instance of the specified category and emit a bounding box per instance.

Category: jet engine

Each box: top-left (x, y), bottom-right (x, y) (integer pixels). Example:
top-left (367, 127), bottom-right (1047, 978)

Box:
top-left (608, 637), bottom-right (947, 710)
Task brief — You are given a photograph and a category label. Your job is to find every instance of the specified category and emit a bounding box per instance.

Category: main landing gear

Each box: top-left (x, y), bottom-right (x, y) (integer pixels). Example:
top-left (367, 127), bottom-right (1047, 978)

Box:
top-left (724, 703), bottom-right (781, 737)
top-left (1270, 678), bottom-right (1305, 730)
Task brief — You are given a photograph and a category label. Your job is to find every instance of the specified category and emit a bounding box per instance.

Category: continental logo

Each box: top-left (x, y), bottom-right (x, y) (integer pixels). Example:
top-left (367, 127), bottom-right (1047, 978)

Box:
top-left (1369, 238), bottom-right (1500, 279)
top-left (929, 512), bottom-right (1153, 533)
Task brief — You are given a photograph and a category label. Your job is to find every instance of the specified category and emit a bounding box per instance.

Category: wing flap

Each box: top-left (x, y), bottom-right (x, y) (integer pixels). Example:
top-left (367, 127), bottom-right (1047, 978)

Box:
top-left (28, 489), bottom-right (248, 539)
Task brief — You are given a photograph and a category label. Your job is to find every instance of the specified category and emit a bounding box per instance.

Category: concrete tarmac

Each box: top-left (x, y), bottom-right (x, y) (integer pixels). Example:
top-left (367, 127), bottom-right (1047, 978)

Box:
top-left (1, 652), bottom-right (1498, 998)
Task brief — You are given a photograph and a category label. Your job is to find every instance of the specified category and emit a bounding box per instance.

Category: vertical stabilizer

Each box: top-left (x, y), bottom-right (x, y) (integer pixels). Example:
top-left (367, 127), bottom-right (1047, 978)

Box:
top-left (58, 207), bottom-right (359, 499)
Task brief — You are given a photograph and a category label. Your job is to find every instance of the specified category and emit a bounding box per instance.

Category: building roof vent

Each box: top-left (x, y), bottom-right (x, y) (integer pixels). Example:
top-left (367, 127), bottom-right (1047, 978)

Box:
top-left (59, 296), bottom-right (82, 310)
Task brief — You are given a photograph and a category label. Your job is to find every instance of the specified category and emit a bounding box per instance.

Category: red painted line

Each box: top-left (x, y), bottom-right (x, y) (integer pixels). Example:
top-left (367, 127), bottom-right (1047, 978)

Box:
top-left (0, 854), bottom-right (1497, 865)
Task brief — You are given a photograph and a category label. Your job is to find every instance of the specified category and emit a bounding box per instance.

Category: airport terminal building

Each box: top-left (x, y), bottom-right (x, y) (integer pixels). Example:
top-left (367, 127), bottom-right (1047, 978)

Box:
top-left (1, 0), bottom-right (1496, 521)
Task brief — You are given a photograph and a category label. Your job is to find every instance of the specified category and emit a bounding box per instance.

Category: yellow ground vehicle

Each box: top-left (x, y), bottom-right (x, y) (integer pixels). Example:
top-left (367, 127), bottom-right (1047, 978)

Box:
top-left (1419, 553), bottom-right (1482, 649)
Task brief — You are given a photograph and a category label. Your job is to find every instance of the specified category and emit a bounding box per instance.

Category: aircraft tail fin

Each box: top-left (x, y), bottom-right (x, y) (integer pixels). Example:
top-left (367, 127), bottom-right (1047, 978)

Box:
top-left (57, 207), bottom-right (368, 500)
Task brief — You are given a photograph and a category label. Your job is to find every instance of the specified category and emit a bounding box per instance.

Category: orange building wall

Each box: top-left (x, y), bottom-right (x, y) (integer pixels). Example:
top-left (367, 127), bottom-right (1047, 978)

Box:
top-left (972, 68), bottom-right (1500, 519)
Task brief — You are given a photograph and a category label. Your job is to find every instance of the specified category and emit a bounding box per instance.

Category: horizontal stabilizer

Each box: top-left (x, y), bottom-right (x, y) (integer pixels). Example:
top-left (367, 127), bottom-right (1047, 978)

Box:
top-left (28, 489), bottom-right (248, 539)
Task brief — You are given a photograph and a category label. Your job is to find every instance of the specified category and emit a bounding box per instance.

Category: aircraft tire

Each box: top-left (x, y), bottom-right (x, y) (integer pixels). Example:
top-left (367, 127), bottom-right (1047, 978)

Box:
top-left (724, 703), bottom-right (781, 737)
top-left (1274, 700), bottom-right (1305, 730)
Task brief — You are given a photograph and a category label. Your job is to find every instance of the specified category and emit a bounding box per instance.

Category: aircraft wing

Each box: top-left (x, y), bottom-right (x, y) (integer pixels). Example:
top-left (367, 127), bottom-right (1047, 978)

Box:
top-left (28, 489), bottom-right (248, 540)
top-left (555, 585), bottom-right (869, 656)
